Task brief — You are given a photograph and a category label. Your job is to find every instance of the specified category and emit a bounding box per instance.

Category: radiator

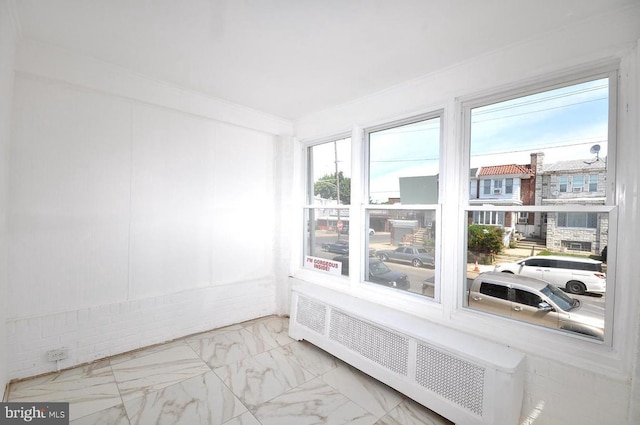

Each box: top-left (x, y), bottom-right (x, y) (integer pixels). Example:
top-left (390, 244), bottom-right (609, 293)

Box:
top-left (289, 283), bottom-right (525, 425)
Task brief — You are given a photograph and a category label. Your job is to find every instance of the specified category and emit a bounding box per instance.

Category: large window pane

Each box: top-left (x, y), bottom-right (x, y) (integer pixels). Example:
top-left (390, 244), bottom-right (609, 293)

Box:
top-left (305, 138), bottom-right (351, 277)
top-left (367, 116), bottom-right (440, 298)
top-left (369, 118), bottom-right (440, 204)
top-left (466, 76), bottom-right (613, 341)
top-left (367, 209), bottom-right (437, 296)
top-left (308, 137), bottom-right (351, 206)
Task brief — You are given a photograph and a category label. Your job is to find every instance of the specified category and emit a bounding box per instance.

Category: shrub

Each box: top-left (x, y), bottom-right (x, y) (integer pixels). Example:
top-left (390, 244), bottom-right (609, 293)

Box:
top-left (468, 225), bottom-right (504, 255)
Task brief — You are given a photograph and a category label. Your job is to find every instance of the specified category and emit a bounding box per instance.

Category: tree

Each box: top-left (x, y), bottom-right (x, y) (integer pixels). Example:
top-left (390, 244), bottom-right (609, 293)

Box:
top-left (314, 172), bottom-right (351, 205)
top-left (468, 225), bottom-right (504, 255)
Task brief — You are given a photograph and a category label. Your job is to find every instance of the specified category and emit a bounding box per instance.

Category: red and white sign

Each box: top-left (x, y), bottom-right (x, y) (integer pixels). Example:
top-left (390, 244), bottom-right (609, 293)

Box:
top-left (304, 256), bottom-right (342, 276)
top-left (337, 220), bottom-right (343, 231)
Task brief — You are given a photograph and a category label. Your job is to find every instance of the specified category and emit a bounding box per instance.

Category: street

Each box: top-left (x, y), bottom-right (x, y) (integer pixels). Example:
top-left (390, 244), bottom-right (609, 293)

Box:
top-left (312, 231), bottom-right (435, 296)
top-left (310, 231), bottom-right (605, 322)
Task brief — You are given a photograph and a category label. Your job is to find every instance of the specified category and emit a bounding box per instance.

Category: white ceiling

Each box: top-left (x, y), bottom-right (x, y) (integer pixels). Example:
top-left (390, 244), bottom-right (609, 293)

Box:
top-left (13, 0), bottom-right (639, 120)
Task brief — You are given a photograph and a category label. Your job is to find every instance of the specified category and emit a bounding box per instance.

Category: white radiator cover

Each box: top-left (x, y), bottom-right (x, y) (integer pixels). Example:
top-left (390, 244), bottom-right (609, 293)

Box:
top-left (289, 283), bottom-right (525, 425)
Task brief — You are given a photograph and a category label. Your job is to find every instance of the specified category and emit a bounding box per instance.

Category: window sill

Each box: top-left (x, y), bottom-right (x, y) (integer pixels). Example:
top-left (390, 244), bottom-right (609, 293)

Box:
top-left (449, 304), bottom-right (627, 378)
top-left (290, 269), bottom-right (445, 320)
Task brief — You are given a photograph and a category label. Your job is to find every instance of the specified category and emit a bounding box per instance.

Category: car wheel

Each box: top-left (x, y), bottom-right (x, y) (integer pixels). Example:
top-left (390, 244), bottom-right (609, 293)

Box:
top-left (379, 254), bottom-right (389, 261)
top-left (412, 258), bottom-right (423, 267)
top-left (566, 280), bottom-right (586, 295)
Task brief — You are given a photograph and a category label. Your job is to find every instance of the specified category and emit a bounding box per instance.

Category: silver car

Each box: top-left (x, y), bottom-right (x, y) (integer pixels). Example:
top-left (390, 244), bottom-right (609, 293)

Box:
top-left (468, 271), bottom-right (604, 339)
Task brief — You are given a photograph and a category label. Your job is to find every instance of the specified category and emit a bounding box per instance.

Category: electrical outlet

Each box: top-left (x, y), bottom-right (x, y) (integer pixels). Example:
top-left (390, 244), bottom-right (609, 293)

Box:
top-left (47, 348), bottom-right (69, 362)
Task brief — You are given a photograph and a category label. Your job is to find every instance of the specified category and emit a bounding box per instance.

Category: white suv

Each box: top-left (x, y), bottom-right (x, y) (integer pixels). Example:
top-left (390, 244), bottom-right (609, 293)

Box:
top-left (493, 255), bottom-right (606, 295)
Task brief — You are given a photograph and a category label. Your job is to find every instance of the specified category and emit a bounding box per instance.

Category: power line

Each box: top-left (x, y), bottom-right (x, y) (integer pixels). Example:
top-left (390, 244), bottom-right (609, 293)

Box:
top-left (371, 156), bottom-right (439, 163)
top-left (472, 96), bottom-right (607, 124)
top-left (470, 139), bottom-right (606, 157)
top-left (473, 83), bottom-right (607, 116)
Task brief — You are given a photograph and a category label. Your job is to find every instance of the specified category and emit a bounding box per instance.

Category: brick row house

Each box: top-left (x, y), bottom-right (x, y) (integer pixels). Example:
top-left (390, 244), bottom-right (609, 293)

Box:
top-left (469, 151), bottom-right (607, 255)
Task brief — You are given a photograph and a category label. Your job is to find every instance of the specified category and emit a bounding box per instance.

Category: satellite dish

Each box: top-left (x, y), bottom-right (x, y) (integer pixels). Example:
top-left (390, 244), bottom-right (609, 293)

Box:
top-left (584, 144), bottom-right (603, 165)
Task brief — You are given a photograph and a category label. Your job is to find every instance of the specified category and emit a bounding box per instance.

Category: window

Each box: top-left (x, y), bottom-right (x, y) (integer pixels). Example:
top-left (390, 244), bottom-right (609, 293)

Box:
top-left (505, 178), bottom-right (513, 194)
top-left (557, 212), bottom-right (598, 228)
top-left (563, 241), bottom-right (592, 252)
top-left (480, 282), bottom-right (508, 300)
top-left (559, 176), bottom-right (568, 192)
top-left (558, 174), bottom-right (599, 193)
top-left (482, 179), bottom-right (491, 195)
top-left (518, 212), bottom-right (529, 224)
top-left (523, 258), bottom-right (550, 267)
top-left (588, 174), bottom-right (598, 192)
top-left (472, 210), bottom-right (505, 226)
top-left (514, 288), bottom-right (542, 307)
top-left (304, 137), bottom-right (351, 277)
top-left (572, 175), bottom-right (584, 192)
top-left (465, 71), bottom-right (616, 341)
top-left (366, 115), bottom-right (441, 298)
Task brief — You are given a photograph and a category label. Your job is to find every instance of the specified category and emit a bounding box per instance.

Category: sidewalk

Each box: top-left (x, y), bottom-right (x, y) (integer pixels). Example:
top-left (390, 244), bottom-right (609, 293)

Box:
top-left (466, 262), bottom-right (495, 279)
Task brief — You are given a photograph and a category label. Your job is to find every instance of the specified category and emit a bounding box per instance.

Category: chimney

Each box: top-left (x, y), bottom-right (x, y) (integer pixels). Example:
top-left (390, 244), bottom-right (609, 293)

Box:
top-left (530, 152), bottom-right (544, 175)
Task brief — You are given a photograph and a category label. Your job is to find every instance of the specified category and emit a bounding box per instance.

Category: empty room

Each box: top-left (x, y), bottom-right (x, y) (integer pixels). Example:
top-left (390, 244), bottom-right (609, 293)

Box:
top-left (1, 1), bottom-right (640, 424)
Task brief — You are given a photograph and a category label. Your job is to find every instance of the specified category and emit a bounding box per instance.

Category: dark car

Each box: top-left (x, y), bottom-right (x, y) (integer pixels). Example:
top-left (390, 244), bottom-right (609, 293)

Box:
top-left (377, 246), bottom-right (434, 267)
top-left (332, 255), bottom-right (410, 290)
top-left (322, 240), bottom-right (377, 257)
top-left (322, 239), bottom-right (349, 254)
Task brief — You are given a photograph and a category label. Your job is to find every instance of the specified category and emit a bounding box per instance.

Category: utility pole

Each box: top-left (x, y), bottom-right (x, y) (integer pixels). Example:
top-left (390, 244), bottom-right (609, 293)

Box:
top-left (335, 141), bottom-right (342, 236)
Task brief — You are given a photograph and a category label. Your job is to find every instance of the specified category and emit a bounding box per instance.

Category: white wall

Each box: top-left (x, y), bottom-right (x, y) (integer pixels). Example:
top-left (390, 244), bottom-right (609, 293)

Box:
top-left (294, 6), bottom-right (640, 425)
top-left (6, 40), bottom-right (293, 379)
top-left (0, 0), bottom-right (18, 398)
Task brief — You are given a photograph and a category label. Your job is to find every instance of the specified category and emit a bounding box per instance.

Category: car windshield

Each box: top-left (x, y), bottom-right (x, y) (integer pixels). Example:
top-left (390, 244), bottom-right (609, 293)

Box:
top-left (540, 284), bottom-right (578, 311)
top-left (417, 248), bottom-right (428, 254)
top-left (370, 261), bottom-right (391, 276)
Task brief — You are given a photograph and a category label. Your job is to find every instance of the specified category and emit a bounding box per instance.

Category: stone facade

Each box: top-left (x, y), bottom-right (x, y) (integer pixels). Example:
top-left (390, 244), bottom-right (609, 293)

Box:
top-left (539, 155), bottom-right (608, 255)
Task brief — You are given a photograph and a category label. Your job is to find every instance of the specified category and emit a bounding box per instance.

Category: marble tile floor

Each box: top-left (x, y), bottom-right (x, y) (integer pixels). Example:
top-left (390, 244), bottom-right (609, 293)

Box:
top-left (6, 315), bottom-right (453, 425)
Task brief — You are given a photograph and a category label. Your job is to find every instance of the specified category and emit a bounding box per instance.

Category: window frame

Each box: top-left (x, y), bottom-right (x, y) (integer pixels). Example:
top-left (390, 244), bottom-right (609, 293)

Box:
top-left (505, 178), bottom-right (513, 194)
top-left (558, 211), bottom-right (599, 229)
top-left (482, 179), bottom-right (491, 195)
top-left (588, 174), bottom-right (598, 192)
top-left (458, 65), bottom-right (618, 350)
top-left (294, 61), bottom-right (623, 371)
top-left (301, 134), bottom-right (354, 287)
top-left (363, 112), bottom-right (444, 302)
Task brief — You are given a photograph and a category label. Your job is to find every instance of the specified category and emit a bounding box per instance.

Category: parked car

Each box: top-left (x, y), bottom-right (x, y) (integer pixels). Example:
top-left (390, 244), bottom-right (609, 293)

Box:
top-left (332, 255), bottom-right (410, 290)
top-left (493, 255), bottom-right (606, 295)
top-left (377, 246), bottom-right (434, 267)
top-left (321, 240), bottom-right (376, 256)
top-left (321, 239), bottom-right (349, 254)
top-left (339, 226), bottom-right (375, 235)
top-left (468, 271), bottom-right (604, 339)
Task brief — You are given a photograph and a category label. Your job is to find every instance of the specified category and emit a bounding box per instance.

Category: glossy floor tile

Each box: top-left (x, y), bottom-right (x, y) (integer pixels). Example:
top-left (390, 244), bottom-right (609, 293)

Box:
top-left (7, 315), bottom-right (454, 425)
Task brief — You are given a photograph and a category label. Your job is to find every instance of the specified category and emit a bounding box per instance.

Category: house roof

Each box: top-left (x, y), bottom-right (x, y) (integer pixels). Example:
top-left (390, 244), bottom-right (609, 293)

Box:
top-left (543, 158), bottom-right (607, 172)
top-left (478, 164), bottom-right (533, 177)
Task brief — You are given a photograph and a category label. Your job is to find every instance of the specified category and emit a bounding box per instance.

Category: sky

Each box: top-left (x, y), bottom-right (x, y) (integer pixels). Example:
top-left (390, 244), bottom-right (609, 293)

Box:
top-left (311, 77), bottom-right (609, 204)
top-left (469, 78), bottom-right (608, 167)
